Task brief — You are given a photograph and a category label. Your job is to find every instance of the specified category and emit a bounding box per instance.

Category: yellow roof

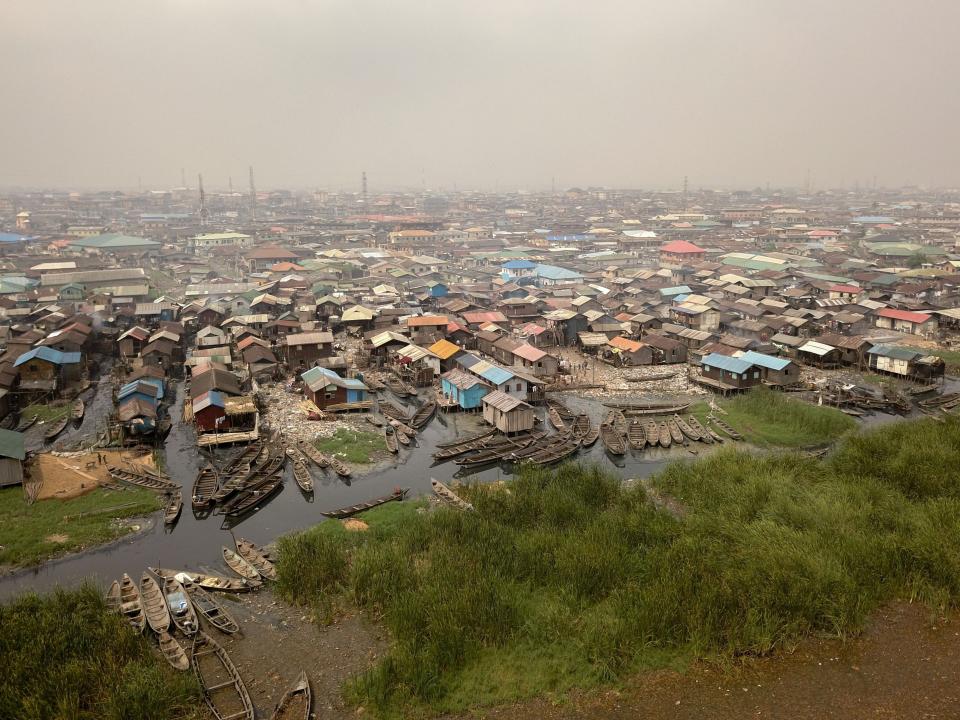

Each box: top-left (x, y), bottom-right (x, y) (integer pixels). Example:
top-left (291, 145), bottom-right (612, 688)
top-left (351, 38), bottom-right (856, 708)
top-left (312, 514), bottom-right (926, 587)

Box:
top-left (428, 338), bottom-right (461, 360)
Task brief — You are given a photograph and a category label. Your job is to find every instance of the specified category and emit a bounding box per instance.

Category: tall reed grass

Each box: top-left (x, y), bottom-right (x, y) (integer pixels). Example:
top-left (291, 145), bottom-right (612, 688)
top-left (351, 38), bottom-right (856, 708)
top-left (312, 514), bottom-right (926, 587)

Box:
top-left (275, 415), bottom-right (960, 716)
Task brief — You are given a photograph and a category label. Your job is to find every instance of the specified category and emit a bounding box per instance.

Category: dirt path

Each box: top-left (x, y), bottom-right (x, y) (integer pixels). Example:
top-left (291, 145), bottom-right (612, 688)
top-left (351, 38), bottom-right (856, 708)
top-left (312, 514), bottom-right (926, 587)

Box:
top-left (31, 449), bottom-right (156, 500)
top-left (441, 602), bottom-right (960, 720)
top-left (221, 589), bottom-right (385, 719)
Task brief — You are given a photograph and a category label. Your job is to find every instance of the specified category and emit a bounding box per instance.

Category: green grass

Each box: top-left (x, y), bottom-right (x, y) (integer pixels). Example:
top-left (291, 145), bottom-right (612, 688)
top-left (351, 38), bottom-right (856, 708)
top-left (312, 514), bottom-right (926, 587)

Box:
top-left (691, 386), bottom-right (856, 447)
top-left (902, 345), bottom-right (960, 372)
top-left (20, 402), bottom-right (70, 423)
top-left (314, 427), bottom-right (387, 464)
top-left (275, 415), bottom-right (960, 717)
top-left (0, 584), bottom-right (201, 720)
top-left (0, 486), bottom-right (163, 568)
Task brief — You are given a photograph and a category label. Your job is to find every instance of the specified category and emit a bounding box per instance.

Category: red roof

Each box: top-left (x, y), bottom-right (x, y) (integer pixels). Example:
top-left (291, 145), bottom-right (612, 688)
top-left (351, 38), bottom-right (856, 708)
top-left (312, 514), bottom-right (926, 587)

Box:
top-left (660, 240), bottom-right (705, 254)
top-left (828, 284), bottom-right (862, 294)
top-left (511, 343), bottom-right (546, 362)
top-left (878, 308), bottom-right (932, 323)
top-left (244, 246), bottom-right (298, 260)
top-left (462, 311), bottom-right (507, 324)
top-left (407, 315), bottom-right (449, 327)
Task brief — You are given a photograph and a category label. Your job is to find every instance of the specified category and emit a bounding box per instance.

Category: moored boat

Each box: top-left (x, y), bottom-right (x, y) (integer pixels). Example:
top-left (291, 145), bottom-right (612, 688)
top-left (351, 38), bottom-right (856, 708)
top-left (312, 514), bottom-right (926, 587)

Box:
top-left (599, 423), bottom-right (626, 455)
top-left (298, 441), bottom-right (330, 468)
top-left (182, 577), bottom-right (240, 635)
top-left (611, 410), bottom-right (628, 437)
top-left (192, 466), bottom-right (219, 510)
top-left (140, 571), bottom-right (171, 634)
top-left (192, 632), bottom-right (254, 720)
top-left (674, 414), bottom-right (701, 441)
top-left (709, 416), bottom-right (743, 441)
top-left (628, 419), bottom-right (646, 450)
top-left (15, 414), bottom-right (37, 432)
top-left (119, 573), bottom-right (146, 632)
top-left (644, 420), bottom-right (660, 446)
top-left (657, 421), bottom-right (672, 448)
top-left (44, 416), bottom-right (69, 443)
top-left (686, 415), bottom-right (713, 443)
top-left (385, 426), bottom-right (399, 453)
top-left (321, 487), bottom-right (409, 519)
top-left (271, 670), bottom-right (311, 720)
top-left (329, 456), bottom-right (351, 478)
top-left (149, 567), bottom-right (261, 592)
top-left (409, 400), bottom-right (437, 429)
top-left (292, 458), bottom-right (313, 492)
top-left (158, 630), bottom-right (190, 671)
top-left (667, 418), bottom-right (684, 444)
top-left (580, 425), bottom-right (599, 447)
top-left (222, 476), bottom-right (283, 517)
top-left (222, 546), bottom-right (261, 581)
top-left (547, 407), bottom-right (566, 432)
top-left (236, 538), bottom-right (277, 581)
top-left (163, 575), bottom-right (199, 636)
top-left (572, 413), bottom-right (590, 437)
top-left (72, 399), bottom-right (85, 424)
top-left (431, 478), bottom-right (474, 510)
top-left (164, 489), bottom-right (183, 525)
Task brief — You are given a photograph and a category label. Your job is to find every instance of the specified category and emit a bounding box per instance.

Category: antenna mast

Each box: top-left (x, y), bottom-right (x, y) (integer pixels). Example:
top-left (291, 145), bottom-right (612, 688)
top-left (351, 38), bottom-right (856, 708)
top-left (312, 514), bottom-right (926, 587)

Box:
top-left (198, 173), bottom-right (208, 226)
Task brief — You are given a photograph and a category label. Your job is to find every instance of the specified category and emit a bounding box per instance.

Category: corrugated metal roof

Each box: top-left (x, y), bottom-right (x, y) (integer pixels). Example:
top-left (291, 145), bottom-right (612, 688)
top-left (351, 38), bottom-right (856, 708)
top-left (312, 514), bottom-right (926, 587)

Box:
top-left (702, 353), bottom-right (754, 374)
top-left (739, 350), bottom-right (792, 371)
top-left (797, 341), bottom-right (836, 356)
top-left (482, 389), bottom-right (527, 412)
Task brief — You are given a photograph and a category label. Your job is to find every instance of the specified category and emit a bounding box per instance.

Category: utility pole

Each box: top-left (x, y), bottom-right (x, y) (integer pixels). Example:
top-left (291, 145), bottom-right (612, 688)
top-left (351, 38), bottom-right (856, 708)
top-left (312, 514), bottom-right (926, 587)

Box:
top-left (361, 171), bottom-right (368, 205)
top-left (249, 166), bottom-right (257, 222)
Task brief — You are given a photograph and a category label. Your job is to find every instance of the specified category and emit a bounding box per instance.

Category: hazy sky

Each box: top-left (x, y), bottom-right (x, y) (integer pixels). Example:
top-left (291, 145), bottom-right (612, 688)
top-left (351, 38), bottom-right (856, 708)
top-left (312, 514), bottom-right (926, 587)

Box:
top-left (2, 1), bottom-right (959, 192)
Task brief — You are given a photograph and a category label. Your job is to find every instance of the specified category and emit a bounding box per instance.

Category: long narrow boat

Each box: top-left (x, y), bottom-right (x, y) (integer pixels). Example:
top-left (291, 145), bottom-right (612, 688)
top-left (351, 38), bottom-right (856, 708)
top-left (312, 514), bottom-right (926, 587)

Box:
top-left (431, 478), bottom-right (474, 511)
top-left (409, 401), bottom-right (437, 430)
top-left (384, 375), bottom-right (414, 397)
top-left (192, 466), bottom-right (219, 510)
top-left (392, 423), bottom-right (410, 446)
top-left (150, 567), bottom-right (261, 592)
top-left (611, 410), bottom-right (628, 437)
top-left (222, 547), bottom-right (261, 581)
top-left (667, 418), bottom-right (685, 444)
top-left (222, 475), bottom-right (283, 517)
top-left (384, 427), bottom-right (399, 454)
top-left (674, 414), bottom-right (701, 441)
top-left (432, 434), bottom-right (489, 461)
top-left (164, 489), bottom-right (183, 525)
top-left (158, 630), bottom-right (190, 671)
top-left (106, 579), bottom-right (123, 615)
top-left (506, 433), bottom-right (570, 461)
top-left (72, 399), bottom-right (85, 424)
top-left (108, 466), bottom-right (180, 492)
top-left (435, 428), bottom-right (496, 448)
top-left (686, 415), bottom-right (713, 444)
top-left (707, 427), bottom-right (726, 443)
top-left (44, 416), bottom-right (69, 443)
top-left (364, 414), bottom-right (385, 428)
top-left (622, 405), bottom-right (692, 417)
top-left (236, 538), bottom-right (277, 581)
top-left (709, 416), bottom-right (743, 441)
top-left (628, 420), bottom-right (647, 450)
top-left (163, 575), bottom-right (199, 636)
top-left (182, 578), bottom-right (240, 635)
top-left (15, 414), bottom-right (37, 432)
top-left (644, 420), bottom-right (660, 446)
top-left (546, 399), bottom-right (575, 420)
top-left (393, 419), bottom-right (416, 438)
top-left (140, 572), bottom-right (171, 634)
top-left (456, 438), bottom-right (532, 466)
top-left (604, 400), bottom-right (692, 411)
top-left (192, 632), bottom-right (254, 720)
top-left (292, 458), bottom-right (313, 492)
top-left (657, 422), bottom-right (672, 448)
top-left (321, 488), bottom-right (409, 519)
top-left (547, 407), bottom-right (566, 432)
top-left (527, 436), bottom-right (581, 465)
top-left (271, 670), bottom-right (311, 720)
top-left (111, 573), bottom-right (146, 632)
top-left (572, 414), bottom-right (590, 437)
top-left (580, 426), bottom-right (599, 447)
top-left (378, 400), bottom-right (410, 421)
top-left (599, 423), bottom-right (626, 455)
top-left (298, 442), bottom-right (330, 469)
top-left (329, 457), bottom-right (352, 478)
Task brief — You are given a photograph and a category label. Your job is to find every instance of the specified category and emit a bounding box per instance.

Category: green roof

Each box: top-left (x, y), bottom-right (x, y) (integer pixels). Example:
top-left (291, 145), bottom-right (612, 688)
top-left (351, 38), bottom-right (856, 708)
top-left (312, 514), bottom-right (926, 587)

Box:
top-left (0, 429), bottom-right (25, 460)
top-left (68, 234), bottom-right (160, 249)
top-left (864, 242), bottom-right (947, 257)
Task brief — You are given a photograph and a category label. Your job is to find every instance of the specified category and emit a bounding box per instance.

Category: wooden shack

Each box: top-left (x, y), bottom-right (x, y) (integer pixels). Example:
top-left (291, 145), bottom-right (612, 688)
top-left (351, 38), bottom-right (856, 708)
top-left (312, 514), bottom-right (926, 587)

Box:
top-left (482, 390), bottom-right (535, 434)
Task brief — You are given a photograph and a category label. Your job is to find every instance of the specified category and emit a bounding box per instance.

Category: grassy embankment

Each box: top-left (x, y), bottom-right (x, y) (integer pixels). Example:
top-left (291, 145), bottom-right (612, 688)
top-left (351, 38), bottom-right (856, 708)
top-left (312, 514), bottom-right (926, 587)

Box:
top-left (314, 427), bottom-right (387, 464)
top-left (689, 386), bottom-right (856, 447)
top-left (0, 486), bottom-right (163, 568)
top-left (904, 345), bottom-right (960, 373)
top-left (275, 413), bottom-right (960, 717)
top-left (19, 401), bottom-right (71, 423)
top-left (0, 584), bottom-right (201, 720)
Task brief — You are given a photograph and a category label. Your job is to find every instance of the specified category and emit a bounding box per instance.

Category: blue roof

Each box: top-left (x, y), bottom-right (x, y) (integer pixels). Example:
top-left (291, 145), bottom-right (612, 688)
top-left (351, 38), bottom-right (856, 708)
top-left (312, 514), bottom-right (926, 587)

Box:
top-left (502, 259), bottom-right (536, 270)
top-left (476, 365), bottom-right (514, 385)
top-left (702, 353), bottom-right (754, 374)
top-left (193, 390), bottom-right (225, 412)
top-left (852, 216), bottom-right (894, 224)
top-left (342, 377), bottom-right (367, 390)
top-left (119, 378), bottom-right (164, 401)
top-left (456, 353), bottom-right (482, 370)
top-left (13, 347), bottom-right (82, 367)
top-left (659, 285), bottom-right (693, 296)
top-left (0, 233), bottom-right (27, 243)
top-left (740, 350), bottom-right (791, 371)
top-left (534, 264), bottom-right (583, 281)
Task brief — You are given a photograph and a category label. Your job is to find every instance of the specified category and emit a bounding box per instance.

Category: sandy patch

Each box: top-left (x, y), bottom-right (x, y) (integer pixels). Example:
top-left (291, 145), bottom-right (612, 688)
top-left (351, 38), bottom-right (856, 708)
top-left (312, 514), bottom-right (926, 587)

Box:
top-left (31, 449), bottom-right (157, 500)
top-left (44, 534), bottom-right (69, 544)
top-left (342, 518), bottom-right (369, 531)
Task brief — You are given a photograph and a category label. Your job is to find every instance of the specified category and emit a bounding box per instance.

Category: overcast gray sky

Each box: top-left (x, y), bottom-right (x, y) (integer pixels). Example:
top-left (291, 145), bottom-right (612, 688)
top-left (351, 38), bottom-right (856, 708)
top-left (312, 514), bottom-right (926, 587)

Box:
top-left (2, 0), bottom-right (958, 192)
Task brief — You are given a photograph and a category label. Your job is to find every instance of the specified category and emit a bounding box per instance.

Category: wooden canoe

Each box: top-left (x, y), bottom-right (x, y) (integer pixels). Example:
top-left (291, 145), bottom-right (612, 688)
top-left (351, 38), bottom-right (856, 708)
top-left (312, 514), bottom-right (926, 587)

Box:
top-left (182, 578), bottom-right (240, 635)
top-left (329, 457), bottom-right (351, 478)
top-left (707, 427), bottom-right (726, 443)
top-left (385, 427), bottom-right (399, 453)
top-left (547, 407), bottom-right (566, 432)
top-left (580, 426), bottom-right (599, 447)
top-left (72, 399), bottom-right (85, 423)
top-left (150, 567), bottom-right (261, 592)
top-left (140, 572), bottom-right (171, 634)
top-left (298, 442), bottom-right (330, 468)
top-left (192, 632), bottom-right (254, 720)
top-left (546, 399), bottom-right (575, 420)
top-left (222, 547), bottom-right (261, 581)
top-left (686, 415), bottom-right (713, 444)
top-left (164, 489), bottom-right (183, 525)
top-left (622, 405), bottom-right (692, 416)
top-left (710, 416), bottom-right (743, 441)
top-left (673, 414), bottom-right (701, 441)
top-left (572, 414), bottom-right (590, 437)
top-left (527, 436), bottom-right (580, 465)
top-left (118, 573), bottom-right (146, 632)
top-left (158, 630), bottom-right (190, 671)
top-left (292, 458), bottom-right (313, 492)
top-left (106, 579), bottom-right (122, 613)
top-left (611, 410), bottom-right (628, 437)
top-left (44, 416), bottom-right (69, 443)
top-left (321, 488), bottom-right (408, 519)
top-left (667, 418), bottom-right (685, 444)
top-left (365, 414), bottom-right (385, 428)
top-left (628, 420), bottom-right (646, 450)
top-left (393, 424), bottom-right (410, 446)
top-left (431, 478), bottom-right (474, 511)
top-left (435, 428), bottom-right (496, 448)
top-left (163, 575), bottom-right (199, 636)
top-left (236, 538), bottom-right (277, 581)
top-left (271, 670), bottom-right (311, 720)
top-left (409, 401), bottom-right (436, 430)
top-left (192, 466), bottom-right (219, 510)
top-left (384, 375), bottom-right (414, 397)
top-left (657, 422), bottom-right (672, 448)
top-left (638, 421), bottom-right (654, 447)
top-left (108, 466), bottom-right (180, 492)
top-left (15, 414), bottom-right (37, 432)
top-left (599, 423), bottom-right (626, 455)
top-left (222, 476), bottom-right (283, 517)
top-left (378, 401), bottom-right (410, 422)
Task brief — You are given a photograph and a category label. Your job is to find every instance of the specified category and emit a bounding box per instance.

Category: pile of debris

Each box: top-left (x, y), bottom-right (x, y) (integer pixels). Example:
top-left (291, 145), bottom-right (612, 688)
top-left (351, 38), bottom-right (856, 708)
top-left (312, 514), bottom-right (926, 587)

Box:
top-left (256, 382), bottom-right (369, 446)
